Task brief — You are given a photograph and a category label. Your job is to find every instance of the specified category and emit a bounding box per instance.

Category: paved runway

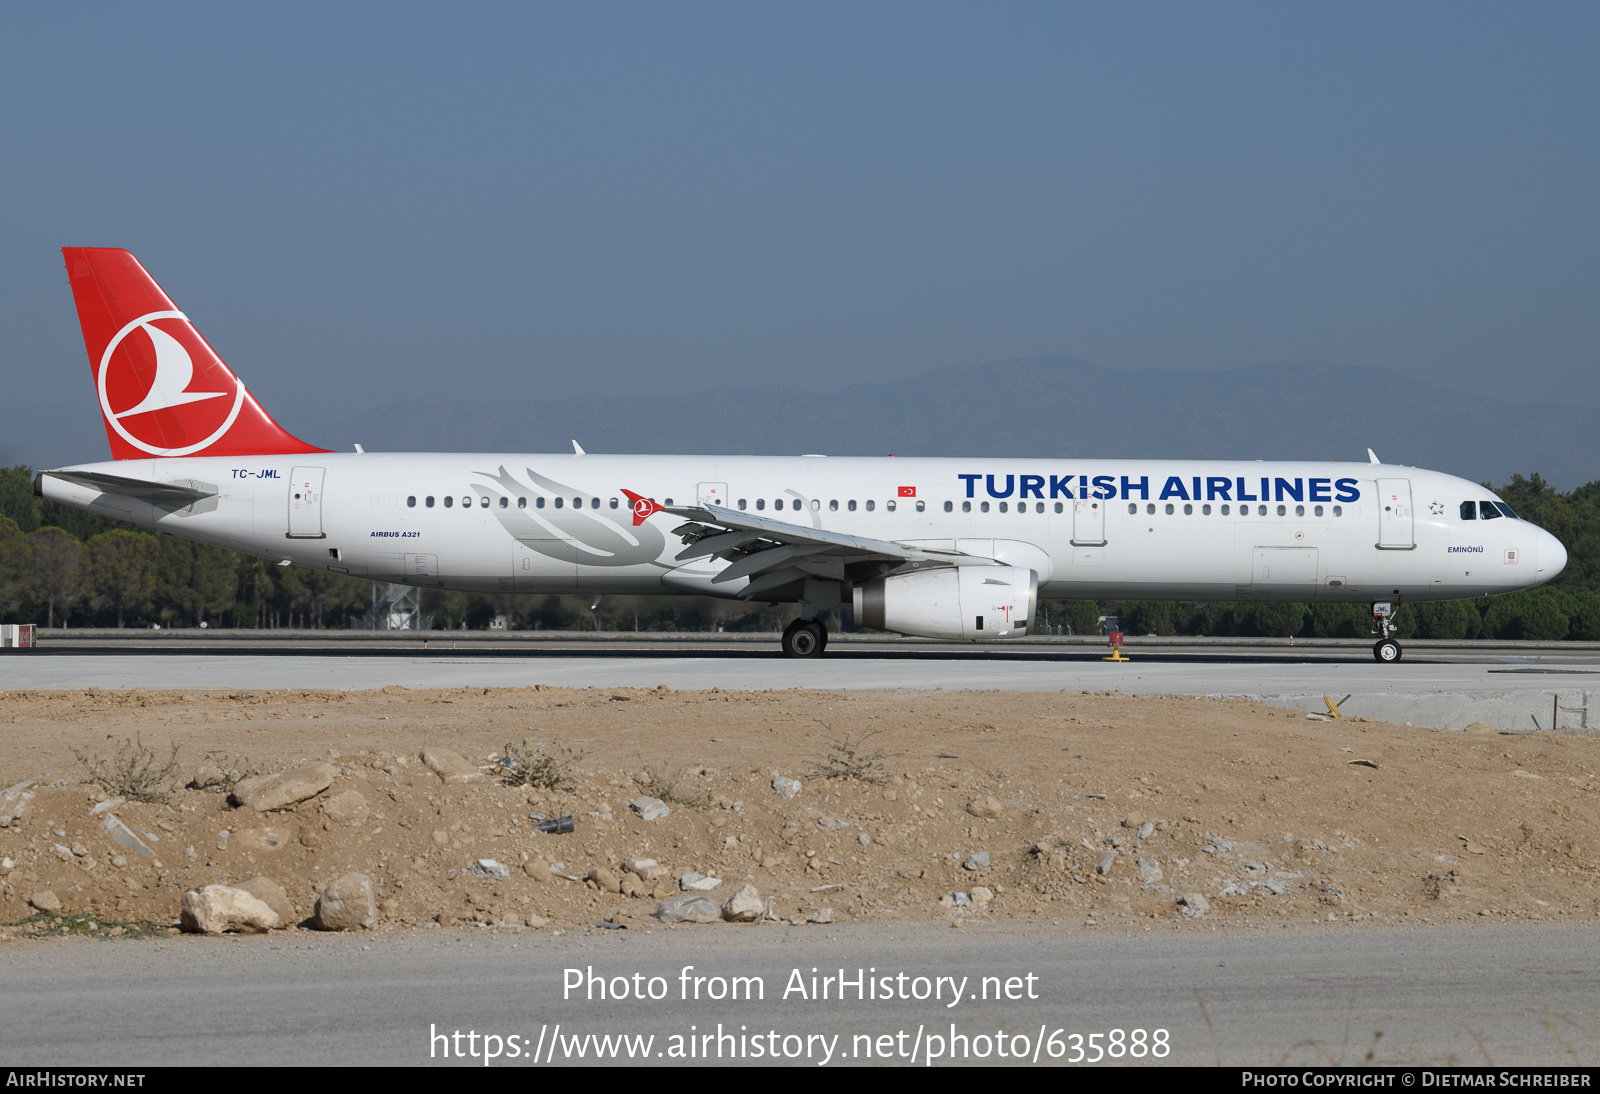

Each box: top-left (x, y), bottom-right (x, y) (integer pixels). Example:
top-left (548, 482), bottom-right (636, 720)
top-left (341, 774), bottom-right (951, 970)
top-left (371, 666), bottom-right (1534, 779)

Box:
top-left (4, 637), bottom-right (1597, 731)
top-left (2, 922), bottom-right (1594, 1066)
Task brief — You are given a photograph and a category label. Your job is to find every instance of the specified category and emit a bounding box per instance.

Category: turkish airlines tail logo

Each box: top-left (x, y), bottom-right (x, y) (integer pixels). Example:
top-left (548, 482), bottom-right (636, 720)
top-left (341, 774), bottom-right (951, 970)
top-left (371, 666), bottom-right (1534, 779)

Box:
top-left (63, 247), bottom-right (327, 460)
top-left (621, 489), bottom-right (664, 526)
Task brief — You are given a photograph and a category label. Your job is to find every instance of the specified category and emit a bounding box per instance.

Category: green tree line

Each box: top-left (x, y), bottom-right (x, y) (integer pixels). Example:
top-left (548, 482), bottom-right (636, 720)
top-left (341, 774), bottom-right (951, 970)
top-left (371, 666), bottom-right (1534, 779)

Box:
top-left (2, 465), bottom-right (1595, 635)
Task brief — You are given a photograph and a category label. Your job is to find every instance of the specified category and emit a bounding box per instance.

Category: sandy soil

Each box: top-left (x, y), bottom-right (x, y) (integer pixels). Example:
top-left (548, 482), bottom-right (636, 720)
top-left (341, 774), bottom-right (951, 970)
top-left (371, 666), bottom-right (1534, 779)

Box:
top-left (0, 685), bottom-right (1596, 939)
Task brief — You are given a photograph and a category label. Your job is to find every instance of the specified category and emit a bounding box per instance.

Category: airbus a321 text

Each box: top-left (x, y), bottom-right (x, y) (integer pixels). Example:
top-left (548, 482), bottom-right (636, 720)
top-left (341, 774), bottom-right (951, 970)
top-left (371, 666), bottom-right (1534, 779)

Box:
top-left (36, 248), bottom-right (1568, 661)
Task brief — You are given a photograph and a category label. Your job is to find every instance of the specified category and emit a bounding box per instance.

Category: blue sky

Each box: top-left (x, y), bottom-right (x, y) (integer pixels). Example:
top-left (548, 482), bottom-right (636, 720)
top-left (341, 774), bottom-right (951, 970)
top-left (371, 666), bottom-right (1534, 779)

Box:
top-left (3, 3), bottom-right (1597, 437)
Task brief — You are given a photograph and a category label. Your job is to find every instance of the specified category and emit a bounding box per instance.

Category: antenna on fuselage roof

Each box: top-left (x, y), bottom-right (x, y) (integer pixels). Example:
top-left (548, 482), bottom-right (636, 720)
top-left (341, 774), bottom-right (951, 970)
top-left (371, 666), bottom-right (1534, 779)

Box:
top-left (1367, 448), bottom-right (1381, 464)
top-left (572, 440), bottom-right (586, 456)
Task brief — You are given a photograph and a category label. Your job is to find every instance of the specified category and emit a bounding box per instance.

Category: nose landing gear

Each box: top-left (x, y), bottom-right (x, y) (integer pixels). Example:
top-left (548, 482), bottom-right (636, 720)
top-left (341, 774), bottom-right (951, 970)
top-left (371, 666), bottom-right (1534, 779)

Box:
top-left (1371, 601), bottom-right (1402, 663)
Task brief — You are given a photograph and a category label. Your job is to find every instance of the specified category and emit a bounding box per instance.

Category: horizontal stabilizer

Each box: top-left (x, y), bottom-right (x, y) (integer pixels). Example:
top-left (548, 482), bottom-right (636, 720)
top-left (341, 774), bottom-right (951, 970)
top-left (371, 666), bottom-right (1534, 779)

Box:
top-left (38, 469), bottom-right (217, 505)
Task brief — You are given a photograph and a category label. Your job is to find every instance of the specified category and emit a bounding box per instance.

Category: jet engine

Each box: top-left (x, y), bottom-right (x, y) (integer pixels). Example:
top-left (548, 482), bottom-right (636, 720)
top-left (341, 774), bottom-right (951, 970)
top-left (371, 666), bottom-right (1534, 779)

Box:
top-left (851, 565), bottom-right (1037, 640)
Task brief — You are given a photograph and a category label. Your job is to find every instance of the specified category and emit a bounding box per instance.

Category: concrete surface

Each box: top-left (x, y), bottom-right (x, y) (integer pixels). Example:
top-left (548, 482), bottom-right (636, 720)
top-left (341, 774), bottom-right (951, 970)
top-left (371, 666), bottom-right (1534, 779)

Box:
top-left (1, 922), bottom-right (1595, 1066)
top-left (4, 638), bottom-right (1597, 734)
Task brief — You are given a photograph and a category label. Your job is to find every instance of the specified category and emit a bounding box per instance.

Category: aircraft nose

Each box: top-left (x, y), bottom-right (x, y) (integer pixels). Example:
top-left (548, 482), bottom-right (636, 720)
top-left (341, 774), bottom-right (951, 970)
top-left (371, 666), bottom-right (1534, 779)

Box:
top-left (1541, 531), bottom-right (1568, 579)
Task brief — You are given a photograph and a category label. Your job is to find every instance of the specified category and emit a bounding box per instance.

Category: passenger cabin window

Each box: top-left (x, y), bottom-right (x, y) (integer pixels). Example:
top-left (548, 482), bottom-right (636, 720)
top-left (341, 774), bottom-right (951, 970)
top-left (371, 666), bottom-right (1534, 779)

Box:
top-left (1258, 505), bottom-right (1267, 516)
top-left (916, 500), bottom-right (925, 512)
top-left (1183, 503), bottom-right (1192, 515)
top-left (944, 501), bottom-right (953, 512)
top-left (999, 501), bottom-right (1008, 513)
top-left (1313, 505), bottom-right (1322, 516)
top-left (1202, 504), bottom-right (1211, 515)
top-left (1035, 502), bottom-right (1044, 513)
top-left (572, 497), bottom-right (581, 508)
top-left (756, 499), bottom-right (765, 510)
top-left (554, 497), bottom-right (563, 508)
top-left (426, 496), bottom-right (435, 508)
top-left (1221, 504), bottom-right (1230, 515)
top-left (1479, 501), bottom-right (1501, 520)
top-left (848, 500), bottom-right (857, 511)
top-left (482, 496), bottom-right (490, 508)
top-left (407, 496), bottom-right (417, 508)
top-left (1146, 503), bottom-right (1155, 515)
top-left (609, 497), bottom-right (618, 509)
top-left (962, 501), bottom-right (971, 513)
top-left (518, 497), bottom-right (526, 508)
top-left (738, 499), bottom-right (747, 510)
top-left (887, 500), bottom-right (897, 512)
top-left (499, 497), bottom-right (508, 508)
top-left (1164, 503), bottom-right (1174, 515)
top-left (979, 501), bottom-right (989, 513)
top-left (1332, 505), bottom-right (1342, 516)
top-left (830, 500), bottom-right (839, 511)
top-left (536, 496), bottom-right (545, 508)
top-left (1294, 504), bottom-right (1304, 516)
top-left (1128, 503), bottom-right (1137, 514)
top-left (1054, 502), bottom-right (1063, 513)
top-left (1276, 504), bottom-right (1286, 516)
top-left (444, 496), bottom-right (453, 508)
top-left (1461, 501), bottom-right (1476, 520)
top-left (866, 500), bottom-right (876, 511)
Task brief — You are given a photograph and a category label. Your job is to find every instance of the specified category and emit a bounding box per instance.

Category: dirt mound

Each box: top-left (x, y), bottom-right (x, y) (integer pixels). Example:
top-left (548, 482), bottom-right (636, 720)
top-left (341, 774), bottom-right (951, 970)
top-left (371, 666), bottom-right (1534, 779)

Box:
top-left (0, 686), bottom-right (1596, 938)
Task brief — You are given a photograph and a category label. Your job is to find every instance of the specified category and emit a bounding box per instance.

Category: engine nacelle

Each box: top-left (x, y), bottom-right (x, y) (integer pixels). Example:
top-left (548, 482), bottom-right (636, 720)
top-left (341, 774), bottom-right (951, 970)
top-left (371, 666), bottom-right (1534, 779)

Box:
top-left (852, 565), bottom-right (1037, 640)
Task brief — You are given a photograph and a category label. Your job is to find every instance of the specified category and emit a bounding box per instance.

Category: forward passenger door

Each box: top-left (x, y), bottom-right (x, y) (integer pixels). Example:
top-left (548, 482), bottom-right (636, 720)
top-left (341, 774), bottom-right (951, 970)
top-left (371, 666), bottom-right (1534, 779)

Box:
top-left (1377, 478), bottom-right (1414, 549)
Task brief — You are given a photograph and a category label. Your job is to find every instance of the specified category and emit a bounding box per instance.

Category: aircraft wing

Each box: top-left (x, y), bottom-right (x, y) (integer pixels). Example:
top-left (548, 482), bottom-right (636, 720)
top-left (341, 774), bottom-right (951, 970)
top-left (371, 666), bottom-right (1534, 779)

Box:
top-left (662, 501), bottom-right (995, 599)
top-left (38, 469), bottom-right (218, 506)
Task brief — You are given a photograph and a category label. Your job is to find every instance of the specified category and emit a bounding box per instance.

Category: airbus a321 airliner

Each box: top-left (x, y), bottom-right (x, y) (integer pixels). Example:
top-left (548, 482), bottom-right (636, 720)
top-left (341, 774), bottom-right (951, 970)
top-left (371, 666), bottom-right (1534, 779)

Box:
top-left (36, 248), bottom-right (1568, 662)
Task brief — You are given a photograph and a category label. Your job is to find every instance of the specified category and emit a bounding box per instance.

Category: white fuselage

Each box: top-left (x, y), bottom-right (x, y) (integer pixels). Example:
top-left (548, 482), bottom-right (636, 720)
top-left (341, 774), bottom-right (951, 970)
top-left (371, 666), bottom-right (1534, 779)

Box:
top-left (41, 453), bottom-right (1566, 606)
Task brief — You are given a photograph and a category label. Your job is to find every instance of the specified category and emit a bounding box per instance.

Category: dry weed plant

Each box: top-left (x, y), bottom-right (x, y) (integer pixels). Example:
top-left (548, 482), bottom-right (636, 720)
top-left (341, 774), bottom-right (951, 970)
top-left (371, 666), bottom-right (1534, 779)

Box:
top-left (498, 738), bottom-right (580, 790)
top-left (201, 750), bottom-right (264, 794)
top-left (640, 765), bottom-right (710, 808)
top-left (73, 734), bottom-right (181, 804)
top-left (804, 725), bottom-right (897, 784)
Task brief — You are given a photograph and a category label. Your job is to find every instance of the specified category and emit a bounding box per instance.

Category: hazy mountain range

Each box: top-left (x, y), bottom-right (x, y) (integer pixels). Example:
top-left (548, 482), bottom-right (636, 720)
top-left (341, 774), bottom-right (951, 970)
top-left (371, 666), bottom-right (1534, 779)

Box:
top-left (7, 359), bottom-right (1596, 491)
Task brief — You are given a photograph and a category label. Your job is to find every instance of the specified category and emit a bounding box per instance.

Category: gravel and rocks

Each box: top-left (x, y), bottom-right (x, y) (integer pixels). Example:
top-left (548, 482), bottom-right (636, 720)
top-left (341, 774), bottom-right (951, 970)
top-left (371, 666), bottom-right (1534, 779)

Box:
top-left (230, 763), bottom-right (339, 812)
top-left (628, 797), bottom-right (670, 821)
top-left (180, 885), bottom-right (278, 934)
top-left (314, 873), bottom-right (375, 931)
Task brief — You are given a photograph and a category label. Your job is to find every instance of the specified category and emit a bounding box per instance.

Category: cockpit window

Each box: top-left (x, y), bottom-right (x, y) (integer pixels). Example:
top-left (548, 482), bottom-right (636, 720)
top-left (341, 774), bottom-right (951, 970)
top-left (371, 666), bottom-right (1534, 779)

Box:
top-left (1479, 501), bottom-right (1502, 520)
top-left (1493, 502), bottom-right (1518, 520)
top-left (1460, 501), bottom-right (1476, 520)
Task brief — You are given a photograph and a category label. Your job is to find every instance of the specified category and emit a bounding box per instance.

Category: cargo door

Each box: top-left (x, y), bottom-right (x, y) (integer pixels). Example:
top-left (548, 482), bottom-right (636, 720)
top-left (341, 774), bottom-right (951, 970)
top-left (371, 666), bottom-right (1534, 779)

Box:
top-left (404, 553), bottom-right (440, 585)
top-left (1377, 477), bottom-right (1414, 549)
top-left (1252, 547), bottom-right (1319, 596)
top-left (1071, 498), bottom-right (1106, 546)
top-left (287, 466), bottom-right (325, 538)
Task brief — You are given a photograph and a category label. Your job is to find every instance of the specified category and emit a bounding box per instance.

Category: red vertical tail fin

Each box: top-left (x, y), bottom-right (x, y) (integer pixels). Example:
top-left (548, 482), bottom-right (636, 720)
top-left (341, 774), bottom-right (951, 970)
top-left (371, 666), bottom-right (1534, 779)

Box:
top-left (62, 247), bottom-right (327, 459)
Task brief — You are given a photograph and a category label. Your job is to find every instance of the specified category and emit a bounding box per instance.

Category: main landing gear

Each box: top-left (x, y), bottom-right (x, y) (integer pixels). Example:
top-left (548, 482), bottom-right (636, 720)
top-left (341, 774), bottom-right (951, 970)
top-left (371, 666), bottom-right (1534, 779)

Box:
top-left (1371, 601), bottom-right (1402, 663)
top-left (781, 618), bottom-right (827, 658)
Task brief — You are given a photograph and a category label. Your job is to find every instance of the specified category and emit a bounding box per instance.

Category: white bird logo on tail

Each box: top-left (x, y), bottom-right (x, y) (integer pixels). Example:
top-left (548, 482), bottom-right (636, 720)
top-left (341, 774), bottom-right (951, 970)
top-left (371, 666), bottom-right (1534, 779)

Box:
top-left (113, 321), bottom-right (227, 418)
